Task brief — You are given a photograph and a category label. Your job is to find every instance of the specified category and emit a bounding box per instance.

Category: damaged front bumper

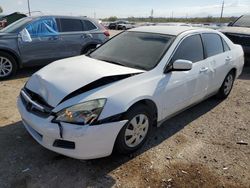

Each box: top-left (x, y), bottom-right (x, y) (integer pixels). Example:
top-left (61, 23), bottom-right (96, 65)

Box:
top-left (17, 97), bottom-right (127, 159)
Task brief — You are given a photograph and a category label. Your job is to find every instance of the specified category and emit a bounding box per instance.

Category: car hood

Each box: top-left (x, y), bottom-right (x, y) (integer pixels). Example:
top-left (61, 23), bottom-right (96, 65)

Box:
top-left (25, 55), bottom-right (144, 107)
top-left (220, 26), bottom-right (250, 35)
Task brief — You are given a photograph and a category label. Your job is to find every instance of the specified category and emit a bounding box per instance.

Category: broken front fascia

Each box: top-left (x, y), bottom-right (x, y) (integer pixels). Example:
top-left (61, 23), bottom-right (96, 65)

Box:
top-left (22, 73), bottom-right (139, 138)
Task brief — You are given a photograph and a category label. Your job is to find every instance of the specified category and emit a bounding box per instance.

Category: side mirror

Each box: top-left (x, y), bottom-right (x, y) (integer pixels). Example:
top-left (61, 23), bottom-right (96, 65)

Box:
top-left (172, 59), bottom-right (193, 71)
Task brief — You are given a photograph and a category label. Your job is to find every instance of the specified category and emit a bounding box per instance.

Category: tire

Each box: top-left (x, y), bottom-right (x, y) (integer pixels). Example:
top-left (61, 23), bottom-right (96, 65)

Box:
top-left (122, 26), bottom-right (126, 30)
top-left (114, 104), bottom-right (153, 154)
top-left (0, 51), bottom-right (18, 80)
top-left (216, 70), bottom-right (235, 99)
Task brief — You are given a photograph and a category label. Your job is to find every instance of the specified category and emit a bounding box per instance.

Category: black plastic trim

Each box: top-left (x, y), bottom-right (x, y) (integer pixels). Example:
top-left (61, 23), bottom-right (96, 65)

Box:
top-left (92, 112), bottom-right (125, 125)
top-left (53, 139), bottom-right (75, 149)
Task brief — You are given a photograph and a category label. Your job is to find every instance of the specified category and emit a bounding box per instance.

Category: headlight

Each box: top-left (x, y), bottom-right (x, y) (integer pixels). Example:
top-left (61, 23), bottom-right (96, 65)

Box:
top-left (54, 99), bottom-right (106, 125)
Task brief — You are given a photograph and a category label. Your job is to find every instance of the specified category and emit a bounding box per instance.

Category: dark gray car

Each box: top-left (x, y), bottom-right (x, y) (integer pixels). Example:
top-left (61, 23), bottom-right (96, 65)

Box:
top-left (0, 15), bottom-right (110, 79)
top-left (220, 15), bottom-right (250, 65)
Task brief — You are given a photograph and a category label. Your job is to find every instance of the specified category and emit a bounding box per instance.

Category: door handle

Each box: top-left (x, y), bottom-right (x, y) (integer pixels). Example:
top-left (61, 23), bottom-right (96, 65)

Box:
top-left (200, 67), bottom-right (208, 73)
top-left (225, 56), bottom-right (232, 63)
top-left (82, 33), bottom-right (93, 39)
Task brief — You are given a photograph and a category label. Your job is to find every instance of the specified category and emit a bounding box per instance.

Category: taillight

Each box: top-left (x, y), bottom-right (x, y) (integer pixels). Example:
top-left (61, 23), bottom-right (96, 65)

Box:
top-left (104, 30), bottom-right (110, 37)
top-left (100, 23), bottom-right (110, 37)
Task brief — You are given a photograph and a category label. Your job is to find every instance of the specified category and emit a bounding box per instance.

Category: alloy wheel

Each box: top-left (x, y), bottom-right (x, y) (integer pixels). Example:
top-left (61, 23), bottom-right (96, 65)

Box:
top-left (0, 56), bottom-right (13, 78)
top-left (124, 114), bottom-right (149, 148)
top-left (224, 74), bottom-right (234, 95)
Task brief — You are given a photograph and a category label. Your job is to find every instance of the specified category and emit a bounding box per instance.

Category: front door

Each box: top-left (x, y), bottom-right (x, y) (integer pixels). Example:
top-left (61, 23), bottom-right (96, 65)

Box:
top-left (18, 17), bottom-right (63, 66)
top-left (160, 34), bottom-right (210, 118)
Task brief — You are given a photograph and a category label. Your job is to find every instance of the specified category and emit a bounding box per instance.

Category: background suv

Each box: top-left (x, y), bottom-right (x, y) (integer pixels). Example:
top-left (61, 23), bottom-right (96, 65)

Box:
top-left (0, 15), bottom-right (110, 79)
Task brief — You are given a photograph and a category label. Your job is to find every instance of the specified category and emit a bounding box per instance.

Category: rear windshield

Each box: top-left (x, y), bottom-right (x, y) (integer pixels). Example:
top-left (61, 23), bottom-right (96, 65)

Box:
top-left (1, 17), bottom-right (32, 33)
top-left (232, 15), bottom-right (250, 28)
top-left (90, 31), bottom-right (174, 70)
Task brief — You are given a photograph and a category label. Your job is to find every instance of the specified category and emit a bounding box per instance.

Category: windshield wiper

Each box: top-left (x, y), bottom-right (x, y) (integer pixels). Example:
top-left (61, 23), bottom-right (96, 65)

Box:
top-left (100, 59), bottom-right (125, 67)
top-left (128, 64), bottom-right (147, 71)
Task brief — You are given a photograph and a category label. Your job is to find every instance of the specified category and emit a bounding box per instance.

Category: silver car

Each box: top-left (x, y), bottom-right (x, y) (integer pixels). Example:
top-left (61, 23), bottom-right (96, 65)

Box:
top-left (0, 15), bottom-right (110, 79)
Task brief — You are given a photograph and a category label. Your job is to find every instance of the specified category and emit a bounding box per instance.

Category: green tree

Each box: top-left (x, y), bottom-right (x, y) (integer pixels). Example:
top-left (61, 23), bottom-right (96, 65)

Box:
top-left (0, 6), bottom-right (2, 13)
top-left (107, 16), bottom-right (117, 22)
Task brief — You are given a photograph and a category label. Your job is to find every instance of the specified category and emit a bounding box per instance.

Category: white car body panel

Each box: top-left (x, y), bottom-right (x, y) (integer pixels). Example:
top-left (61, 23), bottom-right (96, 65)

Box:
top-left (18, 98), bottom-right (128, 159)
top-left (26, 55), bottom-right (144, 107)
top-left (18, 26), bottom-right (244, 159)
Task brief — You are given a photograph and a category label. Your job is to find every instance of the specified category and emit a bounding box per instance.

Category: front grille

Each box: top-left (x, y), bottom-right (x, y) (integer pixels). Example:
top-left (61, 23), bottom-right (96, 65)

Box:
top-left (24, 88), bottom-right (53, 110)
top-left (20, 88), bottom-right (53, 118)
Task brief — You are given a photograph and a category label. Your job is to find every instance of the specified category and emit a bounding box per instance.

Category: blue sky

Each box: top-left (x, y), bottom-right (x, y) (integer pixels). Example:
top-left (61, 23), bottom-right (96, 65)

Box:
top-left (1, 0), bottom-right (250, 18)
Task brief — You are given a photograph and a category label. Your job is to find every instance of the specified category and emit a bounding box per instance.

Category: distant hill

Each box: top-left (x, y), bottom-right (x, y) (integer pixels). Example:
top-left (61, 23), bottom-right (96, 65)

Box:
top-left (103, 16), bottom-right (238, 24)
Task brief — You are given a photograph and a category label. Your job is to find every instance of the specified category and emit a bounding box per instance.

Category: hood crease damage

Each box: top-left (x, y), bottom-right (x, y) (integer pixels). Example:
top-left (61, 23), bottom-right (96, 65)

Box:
top-left (59, 73), bottom-right (140, 104)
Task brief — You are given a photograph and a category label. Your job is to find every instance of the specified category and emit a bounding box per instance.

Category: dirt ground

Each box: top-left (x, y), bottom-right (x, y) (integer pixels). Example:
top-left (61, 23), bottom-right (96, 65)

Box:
top-left (0, 30), bottom-right (250, 188)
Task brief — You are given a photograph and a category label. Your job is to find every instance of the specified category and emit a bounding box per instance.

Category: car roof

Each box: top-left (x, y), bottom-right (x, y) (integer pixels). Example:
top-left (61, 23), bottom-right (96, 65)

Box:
top-left (28, 15), bottom-right (94, 21)
top-left (129, 26), bottom-right (212, 36)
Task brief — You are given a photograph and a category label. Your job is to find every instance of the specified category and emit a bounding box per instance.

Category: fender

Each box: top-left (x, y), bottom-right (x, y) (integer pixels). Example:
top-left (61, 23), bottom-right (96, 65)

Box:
top-left (0, 47), bottom-right (22, 67)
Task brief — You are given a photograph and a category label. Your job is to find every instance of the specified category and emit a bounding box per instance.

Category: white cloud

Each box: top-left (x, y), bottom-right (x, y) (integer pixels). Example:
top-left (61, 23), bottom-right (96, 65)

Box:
top-left (17, 0), bottom-right (23, 5)
top-left (153, 0), bottom-right (250, 18)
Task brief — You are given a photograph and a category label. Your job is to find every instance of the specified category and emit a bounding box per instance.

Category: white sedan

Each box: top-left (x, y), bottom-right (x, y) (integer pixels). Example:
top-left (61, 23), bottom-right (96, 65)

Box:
top-left (17, 26), bottom-right (244, 159)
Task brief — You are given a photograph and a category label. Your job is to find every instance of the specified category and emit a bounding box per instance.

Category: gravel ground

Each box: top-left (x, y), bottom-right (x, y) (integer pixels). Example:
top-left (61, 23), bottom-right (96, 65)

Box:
top-left (0, 30), bottom-right (249, 187)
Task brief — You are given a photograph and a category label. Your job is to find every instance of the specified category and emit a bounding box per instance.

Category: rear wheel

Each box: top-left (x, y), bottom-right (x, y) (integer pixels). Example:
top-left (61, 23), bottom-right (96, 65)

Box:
top-left (114, 105), bottom-right (153, 154)
top-left (216, 71), bottom-right (235, 99)
top-left (0, 52), bottom-right (17, 80)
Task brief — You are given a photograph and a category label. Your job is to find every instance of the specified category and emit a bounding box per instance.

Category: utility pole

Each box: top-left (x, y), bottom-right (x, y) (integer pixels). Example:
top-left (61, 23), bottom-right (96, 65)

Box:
top-left (150, 9), bottom-right (154, 22)
top-left (220, 0), bottom-right (224, 21)
top-left (27, 0), bottom-right (31, 16)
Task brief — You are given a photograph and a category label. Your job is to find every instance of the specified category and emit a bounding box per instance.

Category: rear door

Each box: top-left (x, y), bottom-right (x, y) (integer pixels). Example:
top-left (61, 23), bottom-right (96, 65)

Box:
top-left (18, 17), bottom-right (63, 65)
top-left (82, 19), bottom-right (107, 44)
top-left (56, 18), bottom-right (90, 57)
top-left (201, 33), bottom-right (230, 94)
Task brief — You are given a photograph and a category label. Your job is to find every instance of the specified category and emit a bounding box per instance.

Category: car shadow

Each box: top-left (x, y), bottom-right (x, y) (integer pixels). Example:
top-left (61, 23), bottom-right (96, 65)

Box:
top-left (0, 97), bottom-right (222, 187)
top-left (238, 67), bottom-right (250, 80)
top-left (1, 67), bottom-right (42, 82)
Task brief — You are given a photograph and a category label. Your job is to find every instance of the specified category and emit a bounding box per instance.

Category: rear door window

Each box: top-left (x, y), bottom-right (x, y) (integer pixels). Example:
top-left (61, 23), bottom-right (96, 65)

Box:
top-left (59, 18), bottom-right (83, 32)
top-left (83, 20), bottom-right (97, 31)
top-left (202, 33), bottom-right (224, 57)
top-left (221, 38), bottom-right (230, 52)
top-left (171, 34), bottom-right (204, 63)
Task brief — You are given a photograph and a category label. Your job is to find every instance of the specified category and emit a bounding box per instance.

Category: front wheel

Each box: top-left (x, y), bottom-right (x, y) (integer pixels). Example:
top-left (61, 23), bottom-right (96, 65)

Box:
top-left (0, 52), bottom-right (17, 80)
top-left (216, 71), bottom-right (235, 99)
top-left (114, 105), bottom-right (153, 154)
